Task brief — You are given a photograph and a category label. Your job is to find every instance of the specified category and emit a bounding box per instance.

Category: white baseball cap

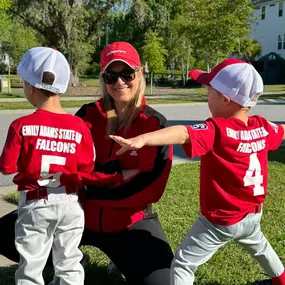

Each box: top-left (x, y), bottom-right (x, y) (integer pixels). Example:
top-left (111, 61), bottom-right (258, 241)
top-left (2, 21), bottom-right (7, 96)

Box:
top-left (17, 47), bottom-right (70, 94)
top-left (189, 58), bottom-right (263, 107)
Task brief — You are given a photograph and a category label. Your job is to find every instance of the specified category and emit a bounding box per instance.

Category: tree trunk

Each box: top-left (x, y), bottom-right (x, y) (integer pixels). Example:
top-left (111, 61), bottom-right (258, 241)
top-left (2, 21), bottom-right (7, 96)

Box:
top-left (181, 58), bottom-right (185, 86)
top-left (69, 69), bottom-right (78, 87)
top-left (150, 72), bottom-right (153, 95)
top-left (186, 44), bottom-right (191, 80)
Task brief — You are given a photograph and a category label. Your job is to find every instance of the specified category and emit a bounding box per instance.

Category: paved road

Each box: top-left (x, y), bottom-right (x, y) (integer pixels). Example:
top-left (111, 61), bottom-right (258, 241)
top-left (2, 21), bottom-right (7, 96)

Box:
top-left (0, 102), bottom-right (284, 187)
top-left (0, 94), bottom-right (199, 102)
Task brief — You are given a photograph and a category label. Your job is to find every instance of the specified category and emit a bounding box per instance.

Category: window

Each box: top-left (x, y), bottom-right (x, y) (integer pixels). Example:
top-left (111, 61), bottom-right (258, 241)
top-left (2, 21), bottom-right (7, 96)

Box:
top-left (279, 2), bottom-right (283, 17)
top-left (261, 6), bottom-right (266, 19)
top-left (278, 35), bottom-right (283, 49)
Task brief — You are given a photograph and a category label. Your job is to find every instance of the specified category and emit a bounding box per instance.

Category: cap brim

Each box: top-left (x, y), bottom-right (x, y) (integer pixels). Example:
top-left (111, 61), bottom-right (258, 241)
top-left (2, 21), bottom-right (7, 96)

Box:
top-left (189, 70), bottom-right (210, 86)
top-left (102, 59), bottom-right (137, 72)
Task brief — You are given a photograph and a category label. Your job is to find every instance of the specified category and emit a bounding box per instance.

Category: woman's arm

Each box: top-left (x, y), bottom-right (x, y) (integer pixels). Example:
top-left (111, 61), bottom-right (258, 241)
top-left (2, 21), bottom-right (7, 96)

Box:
top-left (85, 110), bottom-right (173, 208)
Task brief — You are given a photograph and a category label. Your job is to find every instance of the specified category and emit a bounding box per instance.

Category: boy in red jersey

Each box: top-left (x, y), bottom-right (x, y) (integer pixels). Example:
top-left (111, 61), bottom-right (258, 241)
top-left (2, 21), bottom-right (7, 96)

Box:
top-left (110, 58), bottom-right (285, 285)
top-left (0, 47), bottom-right (94, 285)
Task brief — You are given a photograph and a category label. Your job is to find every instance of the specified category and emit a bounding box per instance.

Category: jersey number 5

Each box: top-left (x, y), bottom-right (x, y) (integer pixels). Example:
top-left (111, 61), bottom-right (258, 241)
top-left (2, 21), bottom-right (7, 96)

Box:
top-left (243, 153), bottom-right (264, 196)
top-left (37, 155), bottom-right (66, 188)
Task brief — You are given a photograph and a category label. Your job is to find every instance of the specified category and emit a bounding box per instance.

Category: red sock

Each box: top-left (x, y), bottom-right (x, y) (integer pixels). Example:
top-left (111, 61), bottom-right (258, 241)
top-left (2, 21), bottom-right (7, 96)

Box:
top-left (273, 271), bottom-right (285, 285)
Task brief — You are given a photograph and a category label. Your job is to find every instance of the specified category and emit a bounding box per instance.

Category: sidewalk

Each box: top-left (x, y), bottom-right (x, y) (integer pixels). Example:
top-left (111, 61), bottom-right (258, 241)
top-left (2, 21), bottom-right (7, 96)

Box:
top-left (0, 91), bottom-right (285, 102)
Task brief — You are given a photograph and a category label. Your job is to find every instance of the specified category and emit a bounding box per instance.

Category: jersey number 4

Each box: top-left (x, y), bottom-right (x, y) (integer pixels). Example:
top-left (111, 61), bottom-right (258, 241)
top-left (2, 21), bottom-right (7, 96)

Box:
top-left (243, 153), bottom-right (264, 196)
top-left (37, 155), bottom-right (66, 188)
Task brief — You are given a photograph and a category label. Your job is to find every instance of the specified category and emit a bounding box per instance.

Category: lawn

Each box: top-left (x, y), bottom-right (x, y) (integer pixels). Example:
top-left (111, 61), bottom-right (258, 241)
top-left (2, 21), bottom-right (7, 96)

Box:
top-left (0, 97), bottom-right (208, 110)
top-left (1, 149), bottom-right (285, 285)
top-left (2, 73), bottom-right (285, 97)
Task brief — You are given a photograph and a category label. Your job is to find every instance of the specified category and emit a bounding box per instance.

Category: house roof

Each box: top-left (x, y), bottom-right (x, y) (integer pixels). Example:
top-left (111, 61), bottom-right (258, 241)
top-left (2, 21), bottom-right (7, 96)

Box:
top-left (252, 0), bottom-right (278, 5)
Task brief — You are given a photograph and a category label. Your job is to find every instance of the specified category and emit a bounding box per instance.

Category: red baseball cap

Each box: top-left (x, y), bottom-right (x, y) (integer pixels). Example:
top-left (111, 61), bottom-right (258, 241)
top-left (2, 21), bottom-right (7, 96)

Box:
top-left (189, 58), bottom-right (263, 107)
top-left (100, 42), bottom-right (141, 72)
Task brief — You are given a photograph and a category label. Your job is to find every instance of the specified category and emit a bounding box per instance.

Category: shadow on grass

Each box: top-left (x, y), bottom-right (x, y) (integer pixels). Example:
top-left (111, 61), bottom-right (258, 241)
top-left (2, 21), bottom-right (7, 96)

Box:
top-left (268, 147), bottom-right (285, 163)
top-left (0, 263), bottom-right (126, 285)
top-left (84, 263), bottom-right (126, 285)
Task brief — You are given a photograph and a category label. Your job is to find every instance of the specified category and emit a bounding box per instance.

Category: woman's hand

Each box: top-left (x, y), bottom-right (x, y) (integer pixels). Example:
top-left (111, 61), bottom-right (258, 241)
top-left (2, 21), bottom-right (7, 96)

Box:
top-left (109, 135), bottom-right (145, 155)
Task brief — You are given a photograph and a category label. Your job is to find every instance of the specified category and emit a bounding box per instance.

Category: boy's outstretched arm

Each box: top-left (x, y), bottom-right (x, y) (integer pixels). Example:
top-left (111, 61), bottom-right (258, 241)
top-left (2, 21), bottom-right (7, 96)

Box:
top-left (110, 125), bottom-right (189, 155)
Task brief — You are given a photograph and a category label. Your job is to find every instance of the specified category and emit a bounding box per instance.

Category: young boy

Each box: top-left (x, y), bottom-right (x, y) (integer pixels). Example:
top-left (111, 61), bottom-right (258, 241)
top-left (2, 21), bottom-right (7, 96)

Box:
top-left (0, 47), bottom-right (94, 285)
top-left (110, 58), bottom-right (285, 285)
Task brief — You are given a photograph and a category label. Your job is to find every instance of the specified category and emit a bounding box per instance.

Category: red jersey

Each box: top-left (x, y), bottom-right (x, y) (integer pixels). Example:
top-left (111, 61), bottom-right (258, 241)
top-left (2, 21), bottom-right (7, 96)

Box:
top-left (182, 115), bottom-right (284, 226)
top-left (75, 98), bottom-right (172, 232)
top-left (0, 109), bottom-right (94, 193)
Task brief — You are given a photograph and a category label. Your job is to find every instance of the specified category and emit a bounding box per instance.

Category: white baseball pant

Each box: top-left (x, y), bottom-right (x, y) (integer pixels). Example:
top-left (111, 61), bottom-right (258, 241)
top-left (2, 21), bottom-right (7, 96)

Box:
top-left (15, 187), bottom-right (84, 285)
top-left (171, 212), bottom-right (284, 285)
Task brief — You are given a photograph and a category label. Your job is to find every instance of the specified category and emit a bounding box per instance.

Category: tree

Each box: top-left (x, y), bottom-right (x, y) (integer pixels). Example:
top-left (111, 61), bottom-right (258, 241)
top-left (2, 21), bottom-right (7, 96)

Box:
top-left (0, 0), bottom-right (12, 43)
top-left (167, 16), bottom-right (194, 84)
top-left (234, 38), bottom-right (261, 62)
top-left (1, 0), bottom-right (40, 72)
top-left (11, 0), bottom-right (119, 83)
top-left (178, 0), bottom-right (255, 70)
top-left (1, 22), bottom-right (40, 71)
top-left (141, 31), bottom-right (168, 73)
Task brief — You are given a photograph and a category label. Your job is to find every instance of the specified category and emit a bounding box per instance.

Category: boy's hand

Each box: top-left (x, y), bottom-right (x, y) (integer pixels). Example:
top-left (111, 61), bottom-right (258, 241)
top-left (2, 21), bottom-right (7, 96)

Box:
top-left (109, 135), bottom-right (145, 155)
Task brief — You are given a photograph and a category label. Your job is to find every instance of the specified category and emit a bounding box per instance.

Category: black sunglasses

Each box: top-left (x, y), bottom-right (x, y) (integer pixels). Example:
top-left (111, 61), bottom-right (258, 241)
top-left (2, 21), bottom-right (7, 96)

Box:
top-left (102, 68), bottom-right (139, 85)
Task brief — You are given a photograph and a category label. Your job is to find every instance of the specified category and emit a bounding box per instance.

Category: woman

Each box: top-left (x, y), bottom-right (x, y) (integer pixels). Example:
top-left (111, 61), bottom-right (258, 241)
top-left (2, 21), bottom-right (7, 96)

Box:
top-left (76, 41), bottom-right (174, 285)
top-left (0, 42), bottom-right (174, 285)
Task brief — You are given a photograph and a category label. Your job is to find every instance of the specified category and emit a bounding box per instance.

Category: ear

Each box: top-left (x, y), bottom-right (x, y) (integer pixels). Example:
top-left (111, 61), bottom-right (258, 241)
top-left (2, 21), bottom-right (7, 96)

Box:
top-left (223, 94), bottom-right (231, 105)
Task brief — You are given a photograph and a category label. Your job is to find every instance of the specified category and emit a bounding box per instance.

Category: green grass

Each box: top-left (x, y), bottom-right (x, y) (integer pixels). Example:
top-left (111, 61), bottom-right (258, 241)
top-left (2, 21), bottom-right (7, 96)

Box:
top-left (264, 84), bottom-right (285, 92)
top-left (1, 92), bottom-right (285, 110)
top-left (2, 149), bottom-right (285, 284)
top-left (3, 191), bottom-right (19, 205)
top-left (78, 77), bottom-right (100, 87)
top-left (3, 74), bottom-right (285, 92)
top-left (2, 75), bottom-right (100, 88)
top-left (0, 97), bottom-right (206, 110)
top-left (262, 93), bottom-right (285, 100)
top-left (0, 93), bottom-right (23, 98)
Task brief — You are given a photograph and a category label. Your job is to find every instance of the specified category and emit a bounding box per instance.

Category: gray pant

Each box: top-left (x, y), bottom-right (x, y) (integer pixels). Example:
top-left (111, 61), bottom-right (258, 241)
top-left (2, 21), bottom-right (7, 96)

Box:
top-left (171, 212), bottom-right (284, 285)
top-left (15, 188), bottom-right (84, 285)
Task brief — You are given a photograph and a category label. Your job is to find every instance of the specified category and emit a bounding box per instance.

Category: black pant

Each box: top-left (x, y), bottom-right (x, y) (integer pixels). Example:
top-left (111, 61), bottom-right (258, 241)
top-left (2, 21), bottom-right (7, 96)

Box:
top-left (0, 210), bottom-right (173, 285)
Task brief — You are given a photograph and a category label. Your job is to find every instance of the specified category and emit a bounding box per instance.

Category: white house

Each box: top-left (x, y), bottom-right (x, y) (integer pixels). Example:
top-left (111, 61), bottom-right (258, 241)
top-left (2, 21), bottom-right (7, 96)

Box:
top-left (0, 44), bottom-right (10, 72)
top-left (251, 0), bottom-right (285, 58)
top-left (0, 53), bottom-right (9, 66)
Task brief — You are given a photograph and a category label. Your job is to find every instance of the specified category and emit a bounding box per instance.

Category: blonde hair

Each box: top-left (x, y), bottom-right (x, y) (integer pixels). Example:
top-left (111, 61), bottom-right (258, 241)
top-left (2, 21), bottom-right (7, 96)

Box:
top-left (100, 69), bottom-right (146, 137)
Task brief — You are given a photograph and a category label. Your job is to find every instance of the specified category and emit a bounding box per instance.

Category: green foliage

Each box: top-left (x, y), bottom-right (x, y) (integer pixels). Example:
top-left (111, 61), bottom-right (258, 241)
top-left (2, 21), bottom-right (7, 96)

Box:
top-left (175, 0), bottom-right (255, 69)
top-left (0, 0), bottom-right (11, 10)
top-left (0, 0), bottom-right (12, 42)
top-left (233, 38), bottom-right (262, 62)
top-left (141, 31), bottom-right (168, 73)
top-left (2, 0), bottom-right (256, 77)
top-left (10, 0), bottom-right (117, 80)
top-left (0, 1), bottom-right (40, 71)
top-left (107, 0), bottom-right (255, 74)
top-left (1, 22), bottom-right (39, 71)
